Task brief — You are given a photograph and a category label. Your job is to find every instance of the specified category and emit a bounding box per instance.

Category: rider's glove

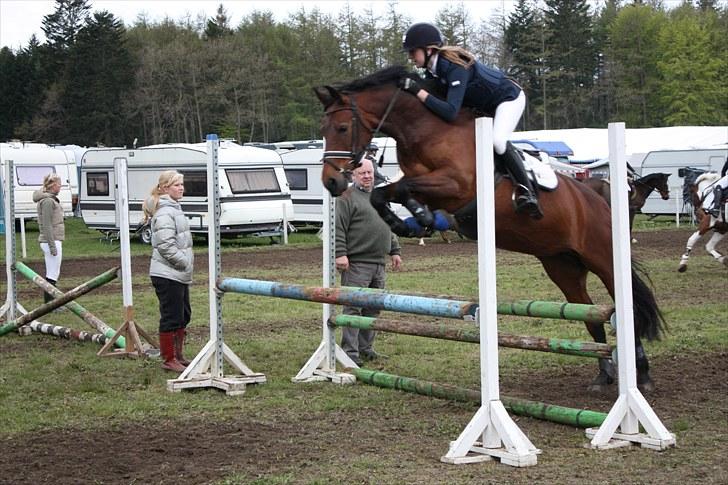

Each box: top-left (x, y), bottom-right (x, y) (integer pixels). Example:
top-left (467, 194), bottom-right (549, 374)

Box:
top-left (399, 77), bottom-right (421, 96)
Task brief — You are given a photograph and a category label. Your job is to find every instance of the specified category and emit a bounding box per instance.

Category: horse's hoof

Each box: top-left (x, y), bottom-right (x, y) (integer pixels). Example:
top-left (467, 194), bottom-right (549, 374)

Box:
top-left (677, 265), bottom-right (687, 273)
top-left (631, 238), bottom-right (638, 244)
top-left (587, 383), bottom-right (609, 393)
top-left (638, 380), bottom-right (655, 393)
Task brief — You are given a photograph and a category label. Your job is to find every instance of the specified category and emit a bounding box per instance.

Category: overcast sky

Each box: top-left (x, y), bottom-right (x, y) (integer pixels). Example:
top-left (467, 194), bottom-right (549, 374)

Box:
top-left (0, 0), bottom-right (518, 50)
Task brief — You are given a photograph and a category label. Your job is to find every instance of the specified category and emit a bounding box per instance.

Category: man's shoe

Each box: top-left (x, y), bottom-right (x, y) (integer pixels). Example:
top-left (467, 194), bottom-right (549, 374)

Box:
top-left (361, 350), bottom-right (387, 361)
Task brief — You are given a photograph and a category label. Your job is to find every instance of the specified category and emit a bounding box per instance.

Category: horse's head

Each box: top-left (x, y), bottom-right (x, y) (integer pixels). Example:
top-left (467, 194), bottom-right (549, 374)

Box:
top-left (314, 65), bottom-right (418, 196)
top-left (655, 173), bottom-right (671, 200)
top-left (313, 86), bottom-right (378, 195)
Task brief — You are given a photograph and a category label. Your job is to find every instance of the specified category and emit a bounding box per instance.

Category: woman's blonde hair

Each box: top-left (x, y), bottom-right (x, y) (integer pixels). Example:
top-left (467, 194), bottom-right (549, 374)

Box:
top-left (143, 170), bottom-right (184, 221)
top-left (42, 173), bottom-right (61, 191)
top-left (435, 45), bottom-right (476, 69)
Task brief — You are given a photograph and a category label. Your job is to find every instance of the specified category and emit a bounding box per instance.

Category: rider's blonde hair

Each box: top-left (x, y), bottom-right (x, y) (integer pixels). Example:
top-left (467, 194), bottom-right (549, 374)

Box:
top-left (434, 45), bottom-right (476, 69)
top-left (143, 170), bottom-right (184, 222)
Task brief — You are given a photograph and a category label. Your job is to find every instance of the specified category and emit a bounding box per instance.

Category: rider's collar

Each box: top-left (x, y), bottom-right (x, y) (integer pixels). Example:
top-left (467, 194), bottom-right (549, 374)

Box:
top-left (427, 52), bottom-right (440, 77)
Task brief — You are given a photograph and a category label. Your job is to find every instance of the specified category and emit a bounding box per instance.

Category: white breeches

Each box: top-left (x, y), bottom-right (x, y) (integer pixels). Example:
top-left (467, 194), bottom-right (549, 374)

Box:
top-left (40, 242), bottom-right (62, 281)
top-left (493, 90), bottom-right (526, 155)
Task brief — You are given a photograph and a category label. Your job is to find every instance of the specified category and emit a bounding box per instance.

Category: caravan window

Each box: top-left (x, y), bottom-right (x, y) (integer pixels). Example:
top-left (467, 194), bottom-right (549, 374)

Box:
top-left (16, 166), bottom-right (55, 186)
top-left (86, 172), bottom-right (109, 196)
top-left (179, 171), bottom-right (207, 197)
top-left (226, 169), bottom-right (280, 194)
top-left (284, 169), bottom-right (308, 190)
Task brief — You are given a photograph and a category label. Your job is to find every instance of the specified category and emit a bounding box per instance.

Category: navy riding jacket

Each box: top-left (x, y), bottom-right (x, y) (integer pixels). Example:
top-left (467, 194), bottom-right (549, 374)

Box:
top-left (423, 56), bottom-right (522, 121)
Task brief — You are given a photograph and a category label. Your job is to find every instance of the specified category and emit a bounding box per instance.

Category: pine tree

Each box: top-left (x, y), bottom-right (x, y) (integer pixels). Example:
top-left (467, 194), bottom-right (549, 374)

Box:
top-left (205, 3), bottom-right (233, 40)
top-left (62, 11), bottom-right (135, 145)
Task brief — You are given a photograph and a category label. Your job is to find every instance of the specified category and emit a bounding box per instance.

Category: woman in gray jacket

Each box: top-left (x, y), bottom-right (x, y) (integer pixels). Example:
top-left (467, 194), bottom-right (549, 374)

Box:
top-left (143, 171), bottom-right (193, 372)
top-left (33, 173), bottom-right (65, 303)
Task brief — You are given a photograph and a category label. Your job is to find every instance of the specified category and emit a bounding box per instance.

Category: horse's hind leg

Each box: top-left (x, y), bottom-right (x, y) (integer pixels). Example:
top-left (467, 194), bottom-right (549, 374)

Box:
top-left (705, 231), bottom-right (728, 267)
top-left (538, 254), bottom-right (616, 392)
top-left (678, 230), bottom-right (703, 272)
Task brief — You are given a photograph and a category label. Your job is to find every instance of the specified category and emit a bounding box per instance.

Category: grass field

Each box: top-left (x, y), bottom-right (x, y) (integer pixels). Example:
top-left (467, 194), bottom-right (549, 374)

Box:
top-left (0, 217), bottom-right (726, 484)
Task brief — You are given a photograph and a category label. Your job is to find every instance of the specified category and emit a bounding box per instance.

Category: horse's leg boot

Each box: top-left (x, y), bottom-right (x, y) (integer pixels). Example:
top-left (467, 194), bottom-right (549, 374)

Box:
top-left (502, 142), bottom-right (543, 220)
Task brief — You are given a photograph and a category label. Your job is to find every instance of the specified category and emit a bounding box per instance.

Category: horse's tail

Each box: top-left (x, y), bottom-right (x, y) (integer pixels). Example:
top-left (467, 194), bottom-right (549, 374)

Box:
top-left (631, 261), bottom-right (666, 341)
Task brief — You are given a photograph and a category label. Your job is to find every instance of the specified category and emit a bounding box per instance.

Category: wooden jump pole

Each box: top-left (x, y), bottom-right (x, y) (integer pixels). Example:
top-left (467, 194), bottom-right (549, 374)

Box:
top-left (14, 261), bottom-right (125, 348)
top-left (354, 368), bottom-right (608, 429)
top-left (27, 321), bottom-right (108, 345)
top-left (0, 266), bottom-right (120, 336)
top-left (331, 315), bottom-right (613, 359)
top-left (218, 279), bottom-right (613, 324)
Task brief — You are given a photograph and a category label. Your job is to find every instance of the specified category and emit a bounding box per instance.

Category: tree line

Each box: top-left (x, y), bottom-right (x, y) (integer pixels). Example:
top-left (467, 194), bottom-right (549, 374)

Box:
top-left (0, 0), bottom-right (725, 148)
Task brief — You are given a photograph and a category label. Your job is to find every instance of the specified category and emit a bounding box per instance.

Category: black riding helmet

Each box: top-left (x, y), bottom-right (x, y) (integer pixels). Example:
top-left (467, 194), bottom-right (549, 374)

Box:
top-left (402, 22), bottom-right (444, 51)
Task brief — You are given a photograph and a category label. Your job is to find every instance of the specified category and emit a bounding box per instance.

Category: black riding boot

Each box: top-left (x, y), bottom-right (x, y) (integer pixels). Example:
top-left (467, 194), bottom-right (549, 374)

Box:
top-left (501, 142), bottom-right (543, 219)
top-left (44, 278), bottom-right (57, 304)
top-left (708, 186), bottom-right (723, 217)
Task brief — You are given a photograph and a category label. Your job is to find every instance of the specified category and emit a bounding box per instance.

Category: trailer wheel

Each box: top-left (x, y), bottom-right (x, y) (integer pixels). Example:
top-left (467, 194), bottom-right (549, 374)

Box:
top-left (140, 226), bottom-right (152, 245)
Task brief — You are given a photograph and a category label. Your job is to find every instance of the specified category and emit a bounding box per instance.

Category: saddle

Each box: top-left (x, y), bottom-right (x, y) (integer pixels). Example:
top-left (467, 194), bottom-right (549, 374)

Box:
top-left (516, 150), bottom-right (559, 191)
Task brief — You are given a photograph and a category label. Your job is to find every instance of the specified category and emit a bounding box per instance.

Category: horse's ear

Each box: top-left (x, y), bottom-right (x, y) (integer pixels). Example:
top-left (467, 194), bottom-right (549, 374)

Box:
top-left (313, 85), bottom-right (342, 109)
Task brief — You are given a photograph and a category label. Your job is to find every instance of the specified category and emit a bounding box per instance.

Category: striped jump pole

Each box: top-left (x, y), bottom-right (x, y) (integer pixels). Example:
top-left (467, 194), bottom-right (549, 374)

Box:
top-left (0, 266), bottom-right (120, 336)
top-left (354, 368), bottom-right (607, 429)
top-left (331, 315), bottom-right (613, 359)
top-left (27, 322), bottom-right (108, 345)
top-left (14, 261), bottom-right (125, 348)
top-left (218, 278), bottom-right (613, 324)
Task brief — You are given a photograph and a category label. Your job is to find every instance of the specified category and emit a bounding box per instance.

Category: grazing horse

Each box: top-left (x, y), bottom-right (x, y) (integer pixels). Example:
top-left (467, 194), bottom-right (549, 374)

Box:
top-left (315, 65), bottom-right (665, 392)
top-left (582, 172), bottom-right (671, 234)
top-left (678, 172), bottom-right (728, 272)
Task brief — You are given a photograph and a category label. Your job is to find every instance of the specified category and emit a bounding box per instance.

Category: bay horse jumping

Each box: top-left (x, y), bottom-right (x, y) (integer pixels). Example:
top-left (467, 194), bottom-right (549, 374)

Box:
top-left (582, 172), bottom-right (671, 236)
top-left (678, 172), bottom-right (728, 272)
top-left (315, 66), bottom-right (665, 392)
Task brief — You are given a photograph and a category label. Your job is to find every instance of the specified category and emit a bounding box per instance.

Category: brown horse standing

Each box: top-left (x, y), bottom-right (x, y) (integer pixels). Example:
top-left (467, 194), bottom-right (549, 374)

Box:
top-left (315, 66), bottom-right (664, 392)
top-left (582, 172), bottom-right (671, 234)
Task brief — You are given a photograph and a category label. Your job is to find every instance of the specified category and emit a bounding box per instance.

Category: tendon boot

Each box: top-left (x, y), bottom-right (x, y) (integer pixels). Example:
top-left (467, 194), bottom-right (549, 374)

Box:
top-left (159, 331), bottom-right (186, 372)
top-left (44, 278), bottom-right (56, 304)
top-left (175, 328), bottom-right (191, 366)
top-left (502, 142), bottom-right (543, 220)
top-left (707, 186), bottom-right (723, 217)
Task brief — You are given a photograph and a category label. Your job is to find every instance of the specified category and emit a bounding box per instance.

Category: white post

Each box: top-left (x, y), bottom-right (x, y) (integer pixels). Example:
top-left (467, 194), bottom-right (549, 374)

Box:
top-left (293, 142), bottom-right (356, 383)
top-left (282, 202), bottom-right (288, 245)
top-left (585, 122), bottom-right (675, 450)
top-left (167, 134), bottom-right (266, 395)
top-left (1, 161), bottom-right (17, 322)
top-left (19, 215), bottom-right (26, 258)
top-left (113, 158), bottom-right (134, 312)
top-left (674, 186), bottom-right (681, 228)
top-left (441, 117), bottom-right (539, 466)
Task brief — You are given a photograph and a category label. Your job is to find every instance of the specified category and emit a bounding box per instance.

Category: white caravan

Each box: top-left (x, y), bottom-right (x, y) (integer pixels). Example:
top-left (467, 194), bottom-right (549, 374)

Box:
top-left (636, 148), bottom-right (727, 215)
top-left (277, 138), bottom-right (403, 224)
top-left (80, 141), bottom-right (294, 243)
top-left (0, 142), bottom-right (75, 218)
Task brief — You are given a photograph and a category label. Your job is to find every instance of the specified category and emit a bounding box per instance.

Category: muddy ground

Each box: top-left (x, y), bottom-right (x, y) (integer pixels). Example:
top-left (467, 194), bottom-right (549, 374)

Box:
top-left (0, 227), bottom-right (726, 484)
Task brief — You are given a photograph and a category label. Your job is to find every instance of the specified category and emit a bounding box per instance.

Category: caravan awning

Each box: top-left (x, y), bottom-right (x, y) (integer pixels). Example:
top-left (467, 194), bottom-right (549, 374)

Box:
top-left (511, 140), bottom-right (575, 157)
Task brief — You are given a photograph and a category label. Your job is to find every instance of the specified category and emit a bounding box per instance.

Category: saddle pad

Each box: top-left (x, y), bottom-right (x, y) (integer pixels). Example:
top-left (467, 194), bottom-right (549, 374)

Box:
top-left (522, 153), bottom-right (558, 190)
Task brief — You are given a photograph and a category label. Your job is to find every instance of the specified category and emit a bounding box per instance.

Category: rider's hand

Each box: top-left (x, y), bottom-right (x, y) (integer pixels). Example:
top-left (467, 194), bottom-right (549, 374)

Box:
top-left (399, 77), bottom-right (421, 96)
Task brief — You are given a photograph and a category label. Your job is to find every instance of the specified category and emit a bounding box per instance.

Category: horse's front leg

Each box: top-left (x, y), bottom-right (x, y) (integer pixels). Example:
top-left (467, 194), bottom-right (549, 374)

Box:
top-left (678, 230), bottom-right (702, 272)
top-left (370, 184), bottom-right (419, 237)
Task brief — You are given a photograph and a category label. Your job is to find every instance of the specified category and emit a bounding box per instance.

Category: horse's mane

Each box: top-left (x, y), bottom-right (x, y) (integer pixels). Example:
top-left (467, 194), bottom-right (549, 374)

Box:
top-left (335, 65), bottom-right (448, 100)
top-left (695, 172), bottom-right (720, 186)
top-left (336, 65), bottom-right (409, 93)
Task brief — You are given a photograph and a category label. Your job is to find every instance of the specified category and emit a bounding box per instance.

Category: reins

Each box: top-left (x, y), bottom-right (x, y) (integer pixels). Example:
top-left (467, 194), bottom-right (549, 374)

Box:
top-left (321, 87), bottom-right (402, 175)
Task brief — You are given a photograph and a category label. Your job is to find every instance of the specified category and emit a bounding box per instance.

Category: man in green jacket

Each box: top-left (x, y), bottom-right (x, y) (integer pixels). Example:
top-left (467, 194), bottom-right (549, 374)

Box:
top-left (336, 158), bottom-right (402, 366)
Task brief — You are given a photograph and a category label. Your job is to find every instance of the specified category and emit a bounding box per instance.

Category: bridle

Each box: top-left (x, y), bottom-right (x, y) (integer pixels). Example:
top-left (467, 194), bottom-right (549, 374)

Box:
top-left (321, 88), bottom-right (401, 176)
top-left (633, 174), bottom-right (670, 199)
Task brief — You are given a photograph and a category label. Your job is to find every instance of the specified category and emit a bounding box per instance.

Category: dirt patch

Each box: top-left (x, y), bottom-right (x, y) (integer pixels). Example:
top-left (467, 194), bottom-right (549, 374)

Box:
top-left (0, 351), bottom-right (724, 485)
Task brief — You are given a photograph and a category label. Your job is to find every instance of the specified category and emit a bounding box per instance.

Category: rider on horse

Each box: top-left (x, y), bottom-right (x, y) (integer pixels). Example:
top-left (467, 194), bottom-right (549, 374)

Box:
top-left (706, 158), bottom-right (728, 218)
top-left (399, 22), bottom-right (543, 219)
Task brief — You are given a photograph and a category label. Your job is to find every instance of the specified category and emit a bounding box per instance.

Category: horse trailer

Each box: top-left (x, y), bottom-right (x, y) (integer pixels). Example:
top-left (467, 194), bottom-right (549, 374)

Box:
top-left (637, 148), bottom-right (727, 215)
top-left (276, 138), bottom-right (403, 224)
top-left (0, 142), bottom-right (76, 218)
top-left (80, 141), bottom-right (294, 243)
